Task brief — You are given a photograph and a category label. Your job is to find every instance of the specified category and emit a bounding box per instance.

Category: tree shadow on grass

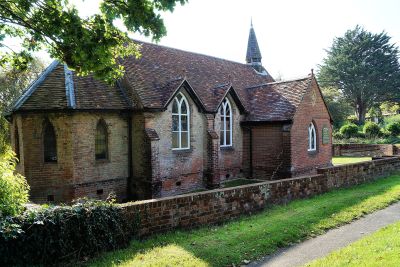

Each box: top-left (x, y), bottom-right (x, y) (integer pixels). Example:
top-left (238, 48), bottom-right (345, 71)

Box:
top-left (85, 174), bottom-right (400, 267)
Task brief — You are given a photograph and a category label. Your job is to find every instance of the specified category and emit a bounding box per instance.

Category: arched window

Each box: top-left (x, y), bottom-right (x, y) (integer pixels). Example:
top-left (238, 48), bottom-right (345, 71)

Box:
top-left (172, 92), bottom-right (190, 149)
top-left (308, 123), bottom-right (317, 151)
top-left (220, 98), bottom-right (232, 147)
top-left (43, 120), bottom-right (57, 162)
top-left (95, 120), bottom-right (108, 160)
top-left (15, 126), bottom-right (20, 161)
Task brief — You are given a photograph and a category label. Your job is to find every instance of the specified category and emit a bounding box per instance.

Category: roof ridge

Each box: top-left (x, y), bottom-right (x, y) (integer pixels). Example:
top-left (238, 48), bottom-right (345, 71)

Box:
top-left (245, 75), bottom-right (310, 90)
top-left (132, 39), bottom-right (259, 68)
top-left (265, 75), bottom-right (311, 85)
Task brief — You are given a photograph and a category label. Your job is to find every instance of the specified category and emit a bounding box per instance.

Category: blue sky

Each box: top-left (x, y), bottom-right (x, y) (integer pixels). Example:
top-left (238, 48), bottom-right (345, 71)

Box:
top-left (10, 0), bottom-right (400, 79)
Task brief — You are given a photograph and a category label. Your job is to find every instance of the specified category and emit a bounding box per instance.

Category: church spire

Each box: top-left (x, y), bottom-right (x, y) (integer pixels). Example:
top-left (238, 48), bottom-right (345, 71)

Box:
top-left (246, 21), bottom-right (263, 72)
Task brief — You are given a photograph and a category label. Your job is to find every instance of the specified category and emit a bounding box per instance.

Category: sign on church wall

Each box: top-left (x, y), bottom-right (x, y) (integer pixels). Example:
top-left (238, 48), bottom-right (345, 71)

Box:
top-left (322, 126), bottom-right (329, 144)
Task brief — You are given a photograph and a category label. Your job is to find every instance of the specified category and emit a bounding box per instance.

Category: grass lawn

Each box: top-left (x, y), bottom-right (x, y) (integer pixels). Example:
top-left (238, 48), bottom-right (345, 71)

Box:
top-left (305, 220), bottom-right (400, 267)
top-left (87, 174), bottom-right (400, 267)
top-left (332, 156), bottom-right (372, 166)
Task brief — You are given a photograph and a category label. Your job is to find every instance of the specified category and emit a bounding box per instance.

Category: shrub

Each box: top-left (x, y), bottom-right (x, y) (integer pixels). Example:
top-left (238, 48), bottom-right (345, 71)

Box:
top-left (0, 149), bottom-right (29, 217)
top-left (332, 131), bottom-right (344, 140)
top-left (0, 199), bottom-right (136, 266)
top-left (386, 122), bottom-right (400, 136)
top-left (339, 123), bottom-right (359, 138)
top-left (363, 122), bottom-right (382, 138)
top-left (347, 115), bottom-right (359, 124)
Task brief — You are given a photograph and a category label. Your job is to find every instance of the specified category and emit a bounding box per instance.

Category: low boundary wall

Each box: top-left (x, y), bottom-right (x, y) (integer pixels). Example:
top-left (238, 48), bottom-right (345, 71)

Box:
top-left (332, 144), bottom-right (395, 157)
top-left (121, 156), bottom-right (400, 237)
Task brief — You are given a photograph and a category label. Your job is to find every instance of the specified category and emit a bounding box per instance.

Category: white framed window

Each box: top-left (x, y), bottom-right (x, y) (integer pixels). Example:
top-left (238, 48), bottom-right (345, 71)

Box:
top-left (172, 92), bottom-right (190, 150)
top-left (308, 122), bottom-right (317, 151)
top-left (220, 98), bottom-right (233, 147)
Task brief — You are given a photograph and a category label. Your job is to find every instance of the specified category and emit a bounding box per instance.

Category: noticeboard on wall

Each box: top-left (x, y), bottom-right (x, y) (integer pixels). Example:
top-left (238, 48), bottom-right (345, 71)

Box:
top-left (322, 126), bottom-right (329, 144)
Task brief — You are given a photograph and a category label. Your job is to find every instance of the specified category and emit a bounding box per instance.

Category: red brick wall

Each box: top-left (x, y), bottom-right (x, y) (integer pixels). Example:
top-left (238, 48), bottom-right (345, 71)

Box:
top-left (250, 124), bottom-right (290, 179)
top-left (121, 173), bottom-right (327, 237)
top-left (290, 78), bottom-right (332, 175)
top-left (121, 156), bottom-right (400, 238)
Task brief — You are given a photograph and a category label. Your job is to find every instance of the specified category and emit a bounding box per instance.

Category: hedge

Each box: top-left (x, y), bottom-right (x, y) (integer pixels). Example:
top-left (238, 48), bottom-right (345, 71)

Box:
top-left (0, 199), bottom-right (137, 266)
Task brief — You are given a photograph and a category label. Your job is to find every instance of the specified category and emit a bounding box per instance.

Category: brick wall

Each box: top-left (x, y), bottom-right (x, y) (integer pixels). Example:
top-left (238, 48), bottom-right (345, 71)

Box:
top-left (318, 156), bottom-right (400, 188)
top-left (121, 173), bottom-right (327, 237)
top-left (250, 124), bottom-right (290, 179)
top-left (121, 156), bottom-right (400, 237)
top-left (332, 144), bottom-right (394, 157)
top-left (14, 111), bottom-right (129, 203)
top-left (290, 78), bottom-right (332, 175)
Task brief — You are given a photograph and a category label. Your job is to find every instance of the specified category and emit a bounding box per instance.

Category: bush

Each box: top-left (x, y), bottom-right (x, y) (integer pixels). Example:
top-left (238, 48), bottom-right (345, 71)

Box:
top-left (386, 122), bottom-right (400, 136)
top-left (347, 115), bottom-right (359, 124)
top-left (339, 123), bottom-right (359, 138)
top-left (363, 122), bottom-right (382, 138)
top-left (0, 149), bottom-right (29, 217)
top-left (332, 131), bottom-right (344, 140)
top-left (0, 199), bottom-right (136, 266)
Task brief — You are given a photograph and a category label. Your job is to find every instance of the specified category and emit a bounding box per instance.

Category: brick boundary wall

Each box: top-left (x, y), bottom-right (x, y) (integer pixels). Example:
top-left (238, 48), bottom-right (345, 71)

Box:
top-left (332, 144), bottom-right (395, 157)
top-left (120, 156), bottom-right (400, 237)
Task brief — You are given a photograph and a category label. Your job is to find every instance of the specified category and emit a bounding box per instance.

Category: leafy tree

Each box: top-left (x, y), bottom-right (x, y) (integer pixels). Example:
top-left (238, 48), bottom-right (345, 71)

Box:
top-left (321, 86), bottom-right (353, 128)
top-left (0, 149), bottom-right (29, 217)
top-left (0, 0), bottom-right (186, 83)
top-left (339, 123), bottom-right (359, 138)
top-left (319, 26), bottom-right (400, 124)
top-left (0, 58), bottom-right (45, 153)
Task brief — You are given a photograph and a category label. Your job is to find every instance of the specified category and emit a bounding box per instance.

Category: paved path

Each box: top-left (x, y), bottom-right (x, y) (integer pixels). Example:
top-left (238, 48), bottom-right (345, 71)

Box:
top-left (248, 201), bottom-right (400, 267)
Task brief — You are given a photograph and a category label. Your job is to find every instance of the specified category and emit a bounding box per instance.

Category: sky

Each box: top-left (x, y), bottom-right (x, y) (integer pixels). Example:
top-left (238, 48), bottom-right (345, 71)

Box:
top-left (13, 0), bottom-right (400, 79)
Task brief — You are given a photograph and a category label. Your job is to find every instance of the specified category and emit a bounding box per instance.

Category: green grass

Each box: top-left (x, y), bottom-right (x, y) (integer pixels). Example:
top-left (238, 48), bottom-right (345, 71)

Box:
top-left (332, 156), bottom-right (372, 166)
top-left (87, 174), bottom-right (400, 267)
top-left (305, 220), bottom-right (400, 267)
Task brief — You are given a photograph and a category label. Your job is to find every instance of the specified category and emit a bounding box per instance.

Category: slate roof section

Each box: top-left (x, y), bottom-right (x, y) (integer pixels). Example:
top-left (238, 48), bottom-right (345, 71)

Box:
top-left (245, 76), bottom-right (312, 122)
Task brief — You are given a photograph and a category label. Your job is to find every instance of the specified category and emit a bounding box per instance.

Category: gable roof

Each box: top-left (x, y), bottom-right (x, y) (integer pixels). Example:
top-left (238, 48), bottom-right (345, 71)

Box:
top-left (121, 40), bottom-right (274, 112)
top-left (10, 61), bottom-right (129, 112)
top-left (245, 76), bottom-right (312, 122)
top-left (9, 40), bottom-right (315, 122)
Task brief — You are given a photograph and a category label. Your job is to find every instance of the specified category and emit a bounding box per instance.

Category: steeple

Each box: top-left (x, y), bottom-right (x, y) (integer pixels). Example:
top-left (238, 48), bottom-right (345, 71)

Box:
top-left (246, 21), bottom-right (263, 72)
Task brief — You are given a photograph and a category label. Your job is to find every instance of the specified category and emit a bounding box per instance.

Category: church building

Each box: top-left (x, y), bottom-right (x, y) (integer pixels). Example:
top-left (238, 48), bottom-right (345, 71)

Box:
top-left (7, 25), bottom-right (332, 203)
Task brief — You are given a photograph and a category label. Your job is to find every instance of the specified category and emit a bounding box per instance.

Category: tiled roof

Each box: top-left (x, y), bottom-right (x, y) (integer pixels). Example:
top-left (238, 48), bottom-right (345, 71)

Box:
top-left (122, 40), bottom-right (274, 112)
top-left (11, 40), bottom-right (312, 122)
top-left (13, 62), bottom-right (129, 111)
top-left (246, 25), bottom-right (262, 63)
top-left (245, 77), bottom-right (312, 122)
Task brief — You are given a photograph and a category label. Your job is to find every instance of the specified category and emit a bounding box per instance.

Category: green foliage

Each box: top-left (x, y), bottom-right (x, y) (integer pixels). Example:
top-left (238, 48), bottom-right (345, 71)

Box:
top-left (332, 131), bottom-right (344, 140)
top-left (318, 26), bottom-right (400, 124)
top-left (384, 114), bottom-right (400, 125)
top-left (340, 123), bottom-right (359, 138)
top-left (347, 115), bottom-right (359, 125)
top-left (0, 199), bottom-right (135, 266)
top-left (321, 86), bottom-right (353, 128)
top-left (0, 149), bottom-right (29, 217)
top-left (381, 101), bottom-right (400, 115)
top-left (0, 58), bottom-right (45, 153)
top-left (386, 122), bottom-right (400, 136)
top-left (0, 0), bottom-right (187, 83)
top-left (363, 122), bottom-right (382, 138)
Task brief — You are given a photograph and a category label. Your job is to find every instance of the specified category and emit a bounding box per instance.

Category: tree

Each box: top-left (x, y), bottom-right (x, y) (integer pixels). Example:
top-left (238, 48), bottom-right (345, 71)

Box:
top-left (0, 0), bottom-right (186, 83)
top-left (320, 86), bottom-right (353, 128)
top-left (0, 58), bottom-right (45, 153)
top-left (318, 26), bottom-right (400, 124)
